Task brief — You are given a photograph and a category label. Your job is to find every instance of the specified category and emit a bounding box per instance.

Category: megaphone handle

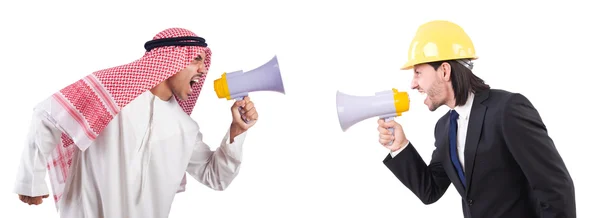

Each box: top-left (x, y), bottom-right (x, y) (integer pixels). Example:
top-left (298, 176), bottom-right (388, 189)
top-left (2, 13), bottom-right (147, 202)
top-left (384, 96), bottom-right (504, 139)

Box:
top-left (238, 106), bottom-right (249, 123)
top-left (384, 117), bottom-right (395, 146)
top-left (235, 96), bottom-right (250, 124)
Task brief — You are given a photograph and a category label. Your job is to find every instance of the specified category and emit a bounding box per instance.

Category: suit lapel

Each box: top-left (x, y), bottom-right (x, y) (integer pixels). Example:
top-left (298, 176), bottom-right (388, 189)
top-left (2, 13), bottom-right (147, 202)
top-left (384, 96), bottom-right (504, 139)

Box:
top-left (464, 90), bottom-right (489, 194)
top-left (440, 113), bottom-right (466, 196)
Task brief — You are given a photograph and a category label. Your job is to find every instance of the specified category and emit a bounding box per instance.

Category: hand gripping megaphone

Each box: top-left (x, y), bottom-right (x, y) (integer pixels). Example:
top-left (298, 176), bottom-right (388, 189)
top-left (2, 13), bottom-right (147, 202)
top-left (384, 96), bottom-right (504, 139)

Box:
top-left (214, 55), bottom-right (286, 123)
top-left (336, 88), bottom-right (410, 144)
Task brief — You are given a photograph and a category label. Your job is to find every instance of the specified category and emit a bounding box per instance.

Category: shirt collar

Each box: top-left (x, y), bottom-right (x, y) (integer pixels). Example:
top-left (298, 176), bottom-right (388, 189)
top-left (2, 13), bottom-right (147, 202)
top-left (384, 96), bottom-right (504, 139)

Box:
top-left (453, 92), bottom-right (475, 120)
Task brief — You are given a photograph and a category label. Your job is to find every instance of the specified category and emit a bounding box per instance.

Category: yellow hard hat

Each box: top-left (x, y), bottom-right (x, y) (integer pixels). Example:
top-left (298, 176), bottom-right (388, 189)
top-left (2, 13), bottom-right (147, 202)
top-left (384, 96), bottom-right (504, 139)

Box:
top-left (401, 20), bottom-right (477, 70)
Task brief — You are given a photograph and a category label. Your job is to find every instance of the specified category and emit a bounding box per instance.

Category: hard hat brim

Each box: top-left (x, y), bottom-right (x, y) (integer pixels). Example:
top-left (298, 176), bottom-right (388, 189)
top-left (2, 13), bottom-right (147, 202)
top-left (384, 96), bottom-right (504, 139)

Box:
top-left (400, 56), bottom-right (478, 71)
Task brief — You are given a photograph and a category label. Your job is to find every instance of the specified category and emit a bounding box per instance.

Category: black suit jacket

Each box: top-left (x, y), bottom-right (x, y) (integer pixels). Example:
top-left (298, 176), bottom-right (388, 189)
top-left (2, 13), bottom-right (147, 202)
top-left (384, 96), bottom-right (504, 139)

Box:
top-left (383, 89), bottom-right (576, 218)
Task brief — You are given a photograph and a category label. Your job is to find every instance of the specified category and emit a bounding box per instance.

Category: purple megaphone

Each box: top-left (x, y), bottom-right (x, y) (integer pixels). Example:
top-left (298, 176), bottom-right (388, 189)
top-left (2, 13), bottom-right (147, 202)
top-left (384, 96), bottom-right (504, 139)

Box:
top-left (336, 88), bottom-right (410, 145)
top-left (214, 55), bottom-right (286, 123)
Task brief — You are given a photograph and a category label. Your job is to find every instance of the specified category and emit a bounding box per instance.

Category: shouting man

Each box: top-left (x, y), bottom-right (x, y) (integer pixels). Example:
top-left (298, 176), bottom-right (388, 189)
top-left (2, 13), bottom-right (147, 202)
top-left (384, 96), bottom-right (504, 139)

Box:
top-left (377, 20), bottom-right (575, 217)
top-left (14, 28), bottom-right (258, 218)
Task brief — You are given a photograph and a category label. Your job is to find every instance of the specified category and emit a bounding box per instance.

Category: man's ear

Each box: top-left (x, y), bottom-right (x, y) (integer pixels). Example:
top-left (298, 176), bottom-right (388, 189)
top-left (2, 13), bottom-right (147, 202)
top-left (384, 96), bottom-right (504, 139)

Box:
top-left (440, 62), bottom-right (452, 82)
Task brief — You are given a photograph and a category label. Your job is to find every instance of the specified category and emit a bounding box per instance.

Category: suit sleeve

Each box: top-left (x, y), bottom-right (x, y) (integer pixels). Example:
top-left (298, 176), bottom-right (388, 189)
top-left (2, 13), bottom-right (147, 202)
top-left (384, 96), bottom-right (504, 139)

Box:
top-left (501, 93), bottom-right (576, 217)
top-left (382, 121), bottom-right (452, 205)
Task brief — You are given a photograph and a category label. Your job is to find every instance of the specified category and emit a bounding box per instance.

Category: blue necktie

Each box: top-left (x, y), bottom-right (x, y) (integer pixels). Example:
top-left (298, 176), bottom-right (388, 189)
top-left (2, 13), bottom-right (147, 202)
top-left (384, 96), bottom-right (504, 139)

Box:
top-left (449, 110), bottom-right (466, 187)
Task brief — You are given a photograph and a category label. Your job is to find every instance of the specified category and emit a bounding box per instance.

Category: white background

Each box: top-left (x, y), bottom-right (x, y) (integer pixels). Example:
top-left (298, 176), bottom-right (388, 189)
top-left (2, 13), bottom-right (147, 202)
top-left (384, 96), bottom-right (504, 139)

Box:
top-left (0, 0), bottom-right (597, 217)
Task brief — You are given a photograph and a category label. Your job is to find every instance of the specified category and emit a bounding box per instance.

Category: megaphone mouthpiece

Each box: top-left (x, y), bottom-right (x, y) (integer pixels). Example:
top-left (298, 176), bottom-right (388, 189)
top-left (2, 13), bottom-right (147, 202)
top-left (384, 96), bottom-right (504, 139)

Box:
top-left (214, 71), bottom-right (239, 100)
top-left (390, 89), bottom-right (410, 116)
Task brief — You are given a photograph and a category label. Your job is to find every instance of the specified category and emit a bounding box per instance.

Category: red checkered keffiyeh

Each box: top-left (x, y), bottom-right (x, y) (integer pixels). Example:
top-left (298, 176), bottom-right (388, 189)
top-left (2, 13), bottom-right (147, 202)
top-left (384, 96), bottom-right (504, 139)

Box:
top-left (35, 28), bottom-right (212, 204)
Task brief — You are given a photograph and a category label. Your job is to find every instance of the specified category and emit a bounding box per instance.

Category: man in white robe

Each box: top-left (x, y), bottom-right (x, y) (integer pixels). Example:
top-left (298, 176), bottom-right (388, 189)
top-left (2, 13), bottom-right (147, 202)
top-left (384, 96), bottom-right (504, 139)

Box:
top-left (14, 28), bottom-right (258, 218)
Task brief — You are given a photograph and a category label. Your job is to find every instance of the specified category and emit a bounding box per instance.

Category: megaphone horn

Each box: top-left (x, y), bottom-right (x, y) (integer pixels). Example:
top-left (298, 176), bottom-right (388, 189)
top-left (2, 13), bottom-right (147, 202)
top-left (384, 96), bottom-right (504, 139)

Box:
top-left (336, 88), bottom-right (410, 145)
top-left (214, 55), bottom-right (286, 123)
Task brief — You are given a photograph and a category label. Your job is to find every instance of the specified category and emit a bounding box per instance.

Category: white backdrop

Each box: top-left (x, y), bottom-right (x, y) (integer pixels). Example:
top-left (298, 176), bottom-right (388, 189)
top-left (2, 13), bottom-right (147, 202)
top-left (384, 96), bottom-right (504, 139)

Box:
top-left (0, 0), bottom-right (597, 217)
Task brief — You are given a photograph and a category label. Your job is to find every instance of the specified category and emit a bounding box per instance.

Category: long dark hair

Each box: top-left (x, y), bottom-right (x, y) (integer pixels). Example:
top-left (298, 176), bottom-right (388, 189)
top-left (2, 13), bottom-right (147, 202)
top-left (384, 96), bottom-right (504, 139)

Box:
top-left (428, 60), bottom-right (490, 106)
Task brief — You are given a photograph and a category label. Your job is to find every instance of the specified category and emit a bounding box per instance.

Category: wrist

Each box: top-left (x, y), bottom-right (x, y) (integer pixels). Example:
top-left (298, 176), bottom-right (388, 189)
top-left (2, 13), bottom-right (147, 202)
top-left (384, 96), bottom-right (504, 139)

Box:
top-left (229, 123), bottom-right (244, 140)
top-left (391, 139), bottom-right (409, 152)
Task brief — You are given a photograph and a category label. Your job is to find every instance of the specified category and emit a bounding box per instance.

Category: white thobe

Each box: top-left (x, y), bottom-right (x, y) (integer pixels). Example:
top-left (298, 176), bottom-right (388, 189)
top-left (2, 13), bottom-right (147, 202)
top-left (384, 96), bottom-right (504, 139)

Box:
top-left (14, 90), bottom-right (247, 218)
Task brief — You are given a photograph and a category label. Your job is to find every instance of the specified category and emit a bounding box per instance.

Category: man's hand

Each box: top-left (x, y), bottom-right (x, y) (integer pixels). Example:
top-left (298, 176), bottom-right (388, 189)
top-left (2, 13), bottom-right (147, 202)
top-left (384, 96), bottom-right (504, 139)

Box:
top-left (377, 118), bottom-right (408, 152)
top-left (18, 194), bottom-right (49, 205)
top-left (230, 96), bottom-right (258, 140)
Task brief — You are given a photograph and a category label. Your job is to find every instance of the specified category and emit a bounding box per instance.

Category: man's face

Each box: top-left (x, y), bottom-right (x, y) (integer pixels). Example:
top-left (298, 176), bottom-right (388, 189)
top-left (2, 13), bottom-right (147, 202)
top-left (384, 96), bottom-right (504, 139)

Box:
top-left (167, 50), bottom-right (207, 101)
top-left (410, 63), bottom-right (451, 111)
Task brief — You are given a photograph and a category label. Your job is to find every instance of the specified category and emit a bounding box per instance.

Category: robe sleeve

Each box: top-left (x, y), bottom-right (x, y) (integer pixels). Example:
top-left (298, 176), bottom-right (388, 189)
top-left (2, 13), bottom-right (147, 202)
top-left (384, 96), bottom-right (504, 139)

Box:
top-left (14, 109), bottom-right (62, 197)
top-left (185, 128), bottom-right (247, 191)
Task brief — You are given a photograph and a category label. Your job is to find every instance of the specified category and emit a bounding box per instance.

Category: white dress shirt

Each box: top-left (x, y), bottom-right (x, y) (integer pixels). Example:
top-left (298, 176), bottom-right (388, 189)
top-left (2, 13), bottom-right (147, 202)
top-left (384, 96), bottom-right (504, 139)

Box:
top-left (390, 92), bottom-right (475, 171)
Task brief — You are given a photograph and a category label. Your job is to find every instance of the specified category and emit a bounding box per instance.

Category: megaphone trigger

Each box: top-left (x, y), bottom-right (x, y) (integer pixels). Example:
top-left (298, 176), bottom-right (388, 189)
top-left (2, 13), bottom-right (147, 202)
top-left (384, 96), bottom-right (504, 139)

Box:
top-left (233, 96), bottom-right (250, 124)
top-left (383, 116), bottom-right (395, 146)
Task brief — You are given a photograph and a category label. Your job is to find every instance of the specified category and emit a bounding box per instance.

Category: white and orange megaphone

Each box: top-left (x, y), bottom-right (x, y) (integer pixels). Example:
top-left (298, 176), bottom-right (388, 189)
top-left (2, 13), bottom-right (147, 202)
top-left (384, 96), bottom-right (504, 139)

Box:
top-left (214, 55), bottom-right (286, 123)
top-left (336, 88), bottom-right (410, 144)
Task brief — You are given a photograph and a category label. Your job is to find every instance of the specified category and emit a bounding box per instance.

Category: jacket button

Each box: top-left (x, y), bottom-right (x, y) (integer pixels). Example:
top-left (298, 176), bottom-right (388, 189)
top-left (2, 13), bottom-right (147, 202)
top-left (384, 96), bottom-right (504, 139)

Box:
top-left (468, 199), bottom-right (473, 206)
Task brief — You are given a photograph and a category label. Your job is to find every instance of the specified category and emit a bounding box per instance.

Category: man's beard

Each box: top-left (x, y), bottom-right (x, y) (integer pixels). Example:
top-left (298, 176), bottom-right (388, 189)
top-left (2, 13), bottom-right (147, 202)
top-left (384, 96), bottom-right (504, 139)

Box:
top-left (428, 99), bottom-right (443, 111)
top-left (426, 81), bottom-right (444, 112)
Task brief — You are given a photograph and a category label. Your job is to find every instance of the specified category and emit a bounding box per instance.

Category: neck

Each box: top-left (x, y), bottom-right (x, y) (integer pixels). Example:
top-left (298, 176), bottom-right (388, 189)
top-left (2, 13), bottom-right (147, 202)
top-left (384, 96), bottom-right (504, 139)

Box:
top-left (446, 84), bottom-right (457, 109)
top-left (150, 82), bottom-right (173, 101)
top-left (447, 98), bottom-right (457, 109)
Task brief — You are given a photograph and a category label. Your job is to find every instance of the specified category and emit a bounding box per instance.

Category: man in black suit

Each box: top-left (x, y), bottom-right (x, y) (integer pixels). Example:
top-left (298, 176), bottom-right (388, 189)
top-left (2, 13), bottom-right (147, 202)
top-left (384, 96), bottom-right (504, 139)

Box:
top-left (378, 20), bottom-right (576, 217)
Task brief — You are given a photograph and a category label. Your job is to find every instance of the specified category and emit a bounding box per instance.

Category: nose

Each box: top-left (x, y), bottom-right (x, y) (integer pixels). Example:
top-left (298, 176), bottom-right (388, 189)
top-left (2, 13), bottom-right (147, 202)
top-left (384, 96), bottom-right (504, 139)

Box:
top-left (410, 78), bottom-right (419, 90)
top-left (197, 63), bottom-right (207, 74)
